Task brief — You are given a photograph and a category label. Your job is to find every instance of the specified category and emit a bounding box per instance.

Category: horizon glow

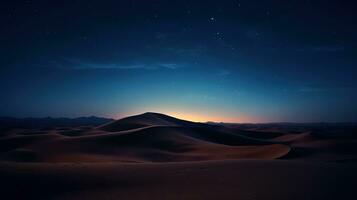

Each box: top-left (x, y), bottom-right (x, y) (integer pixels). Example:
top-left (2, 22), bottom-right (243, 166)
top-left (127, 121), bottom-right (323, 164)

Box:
top-left (1, 1), bottom-right (357, 123)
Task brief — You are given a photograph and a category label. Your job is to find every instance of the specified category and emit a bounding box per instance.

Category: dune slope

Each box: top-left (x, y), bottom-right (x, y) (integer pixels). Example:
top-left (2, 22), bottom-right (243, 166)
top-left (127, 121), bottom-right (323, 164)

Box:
top-left (0, 125), bottom-right (290, 162)
top-left (1, 113), bottom-right (357, 200)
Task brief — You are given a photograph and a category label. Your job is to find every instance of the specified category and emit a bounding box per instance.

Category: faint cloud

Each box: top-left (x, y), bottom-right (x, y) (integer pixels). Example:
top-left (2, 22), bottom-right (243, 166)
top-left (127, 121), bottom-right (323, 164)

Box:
top-left (296, 45), bottom-right (345, 53)
top-left (313, 46), bottom-right (345, 52)
top-left (298, 85), bottom-right (354, 93)
top-left (245, 30), bottom-right (261, 40)
top-left (167, 46), bottom-right (206, 57)
top-left (180, 94), bottom-right (217, 102)
top-left (296, 81), bottom-right (356, 93)
top-left (218, 69), bottom-right (231, 76)
top-left (158, 63), bottom-right (179, 69)
top-left (155, 32), bottom-right (168, 40)
top-left (53, 58), bottom-right (181, 70)
top-left (298, 87), bottom-right (327, 93)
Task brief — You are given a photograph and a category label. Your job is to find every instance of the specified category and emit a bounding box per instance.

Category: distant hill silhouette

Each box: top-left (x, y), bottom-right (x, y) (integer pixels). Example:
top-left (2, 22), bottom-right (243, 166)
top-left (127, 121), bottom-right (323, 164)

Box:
top-left (99, 112), bottom-right (212, 132)
top-left (0, 116), bottom-right (113, 131)
top-left (1, 112), bottom-right (357, 164)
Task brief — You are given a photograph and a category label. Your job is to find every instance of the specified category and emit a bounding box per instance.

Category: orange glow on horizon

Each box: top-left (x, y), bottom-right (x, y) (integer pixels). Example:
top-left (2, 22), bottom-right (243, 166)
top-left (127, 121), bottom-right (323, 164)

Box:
top-left (114, 109), bottom-right (261, 123)
top-left (164, 111), bottom-right (258, 123)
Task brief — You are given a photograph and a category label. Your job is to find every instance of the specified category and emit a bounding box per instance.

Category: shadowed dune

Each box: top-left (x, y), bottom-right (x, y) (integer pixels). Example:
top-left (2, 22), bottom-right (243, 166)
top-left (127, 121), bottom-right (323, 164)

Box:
top-left (0, 125), bottom-right (290, 163)
top-left (0, 113), bottom-right (293, 163)
top-left (98, 112), bottom-right (211, 131)
top-left (1, 113), bottom-right (357, 199)
top-left (260, 131), bottom-right (357, 162)
top-left (1, 113), bottom-right (357, 163)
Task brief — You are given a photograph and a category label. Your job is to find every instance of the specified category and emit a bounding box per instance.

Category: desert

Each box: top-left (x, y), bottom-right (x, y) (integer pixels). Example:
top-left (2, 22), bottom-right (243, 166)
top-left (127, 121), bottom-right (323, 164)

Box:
top-left (1, 113), bottom-right (356, 199)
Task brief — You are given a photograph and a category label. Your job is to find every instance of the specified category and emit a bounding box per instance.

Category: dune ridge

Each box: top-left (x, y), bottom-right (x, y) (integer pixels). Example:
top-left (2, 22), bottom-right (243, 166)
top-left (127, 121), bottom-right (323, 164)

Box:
top-left (0, 124), bottom-right (290, 163)
top-left (1, 112), bottom-right (357, 200)
top-left (1, 112), bottom-right (357, 163)
top-left (0, 113), bottom-right (294, 163)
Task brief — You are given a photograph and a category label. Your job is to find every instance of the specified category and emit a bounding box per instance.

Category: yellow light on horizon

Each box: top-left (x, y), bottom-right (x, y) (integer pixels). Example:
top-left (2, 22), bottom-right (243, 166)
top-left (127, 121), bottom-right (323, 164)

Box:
top-left (115, 109), bottom-right (261, 123)
top-left (179, 113), bottom-right (262, 123)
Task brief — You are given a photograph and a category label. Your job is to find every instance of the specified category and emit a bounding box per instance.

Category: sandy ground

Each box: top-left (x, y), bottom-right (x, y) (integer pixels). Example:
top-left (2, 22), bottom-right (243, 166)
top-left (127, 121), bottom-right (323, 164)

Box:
top-left (1, 113), bottom-right (357, 199)
top-left (1, 160), bottom-right (356, 200)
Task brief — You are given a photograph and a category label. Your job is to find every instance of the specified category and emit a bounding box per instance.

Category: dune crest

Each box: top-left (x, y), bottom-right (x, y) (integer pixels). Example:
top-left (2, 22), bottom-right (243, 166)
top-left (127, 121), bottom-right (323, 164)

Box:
top-left (0, 113), bottom-right (292, 163)
top-left (1, 113), bottom-right (357, 200)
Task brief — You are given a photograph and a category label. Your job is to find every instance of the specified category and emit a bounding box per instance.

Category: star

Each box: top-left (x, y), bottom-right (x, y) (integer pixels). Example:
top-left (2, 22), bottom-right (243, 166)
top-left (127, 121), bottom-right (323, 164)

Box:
top-left (236, 1), bottom-right (241, 7)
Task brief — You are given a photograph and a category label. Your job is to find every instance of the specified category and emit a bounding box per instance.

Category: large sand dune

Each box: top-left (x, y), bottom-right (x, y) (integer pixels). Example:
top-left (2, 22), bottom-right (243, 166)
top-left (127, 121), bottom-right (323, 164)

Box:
top-left (0, 112), bottom-right (357, 199)
top-left (0, 113), bottom-right (291, 163)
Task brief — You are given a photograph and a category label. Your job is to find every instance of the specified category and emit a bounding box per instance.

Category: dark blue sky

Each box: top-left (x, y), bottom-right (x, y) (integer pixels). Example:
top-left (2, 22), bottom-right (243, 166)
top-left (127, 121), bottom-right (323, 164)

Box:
top-left (1, 0), bottom-right (357, 122)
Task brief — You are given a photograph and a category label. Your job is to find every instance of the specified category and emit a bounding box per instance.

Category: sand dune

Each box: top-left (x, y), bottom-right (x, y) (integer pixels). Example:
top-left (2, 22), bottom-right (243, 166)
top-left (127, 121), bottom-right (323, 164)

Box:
top-left (1, 113), bottom-right (357, 199)
top-left (273, 132), bottom-right (315, 143)
top-left (1, 113), bottom-right (357, 163)
top-left (0, 125), bottom-right (290, 163)
top-left (98, 112), bottom-right (204, 131)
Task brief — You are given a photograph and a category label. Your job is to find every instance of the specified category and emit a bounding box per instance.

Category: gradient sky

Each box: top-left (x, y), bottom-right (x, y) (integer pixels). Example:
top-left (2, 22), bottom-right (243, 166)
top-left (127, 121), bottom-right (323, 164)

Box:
top-left (1, 0), bottom-right (357, 122)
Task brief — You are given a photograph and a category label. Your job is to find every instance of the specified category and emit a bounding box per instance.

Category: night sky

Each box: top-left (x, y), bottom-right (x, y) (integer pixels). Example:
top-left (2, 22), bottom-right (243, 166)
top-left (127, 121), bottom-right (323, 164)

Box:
top-left (1, 0), bottom-right (357, 122)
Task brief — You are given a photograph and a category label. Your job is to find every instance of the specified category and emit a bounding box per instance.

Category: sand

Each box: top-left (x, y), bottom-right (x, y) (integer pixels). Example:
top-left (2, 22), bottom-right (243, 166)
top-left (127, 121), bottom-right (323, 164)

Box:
top-left (1, 160), bottom-right (356, 200)
top-left (0, 112), bottom-right (356, 199)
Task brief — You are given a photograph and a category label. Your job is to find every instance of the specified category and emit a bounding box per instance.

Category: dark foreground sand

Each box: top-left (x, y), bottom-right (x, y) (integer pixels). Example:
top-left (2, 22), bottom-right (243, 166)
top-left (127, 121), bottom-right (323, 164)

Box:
top-left (1, 160), bottom-right (356, 200)
top-left (1, 113), bottom-right (357, 199)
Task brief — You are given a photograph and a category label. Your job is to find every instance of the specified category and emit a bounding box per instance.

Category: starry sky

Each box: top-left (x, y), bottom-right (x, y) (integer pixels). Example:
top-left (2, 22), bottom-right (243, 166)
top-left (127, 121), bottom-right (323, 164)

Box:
top-left (1, 0), bottom-right (357, 122)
